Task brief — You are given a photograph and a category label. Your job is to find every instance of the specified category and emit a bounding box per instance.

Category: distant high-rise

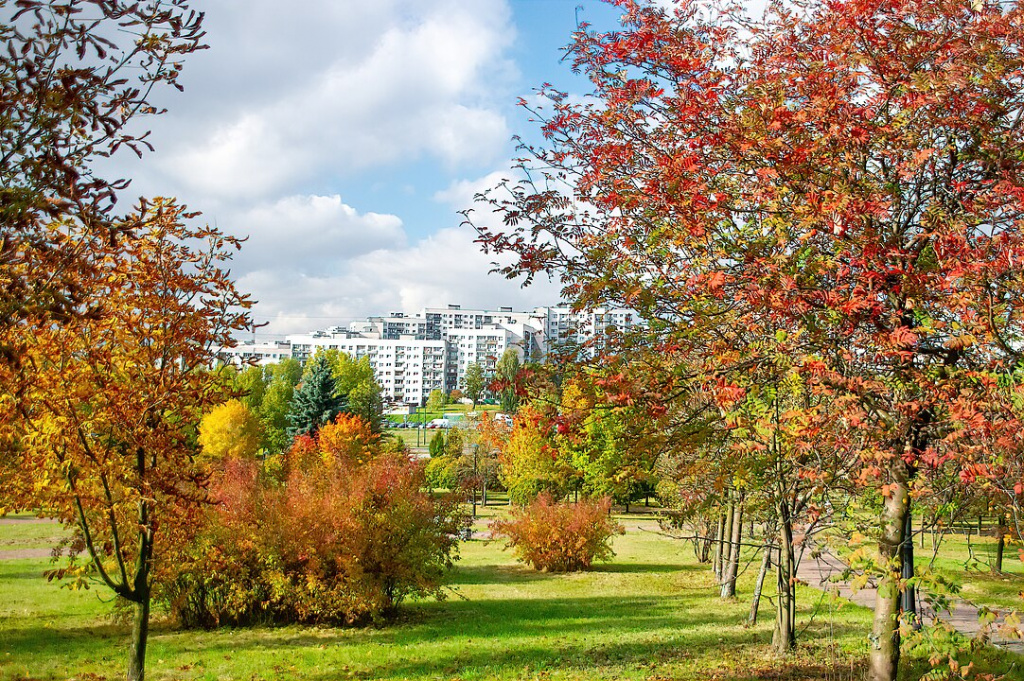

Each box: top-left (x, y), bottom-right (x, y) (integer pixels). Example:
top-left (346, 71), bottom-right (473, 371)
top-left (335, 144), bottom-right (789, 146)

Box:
top-left (217, 304), bottom-right (636, 406)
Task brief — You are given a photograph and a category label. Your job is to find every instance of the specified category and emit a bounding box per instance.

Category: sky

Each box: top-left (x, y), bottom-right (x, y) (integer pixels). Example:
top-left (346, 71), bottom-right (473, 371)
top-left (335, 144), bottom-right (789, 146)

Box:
top-left (109, 0), bottom-right (636, 340)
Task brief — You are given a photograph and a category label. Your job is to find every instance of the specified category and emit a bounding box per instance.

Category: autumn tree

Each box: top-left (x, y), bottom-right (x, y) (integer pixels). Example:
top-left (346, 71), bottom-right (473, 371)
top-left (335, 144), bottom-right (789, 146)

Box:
top-left (233, 366), bottom-right (267, 412)
top-left (469, 411), bottom-right (510, 507)
top-left (0, 1), bottom-right (206, 414)
top-left (332, 352), bottom-right (375, 396)
top-left (473, 1), bottom-right (1024, 678)
top-left (346, 379), bottom-right (384, 433)
top-left (198, 399), bottom-right (262, 462)
top-left (500, 406), bottom-right (575, 504)
top-left (259, 358), bottom-right (303, 453)
top-left (425, 389), bottom-right (447, 413)
top-left (495, 349), bottom-right (522, 415)
top-left (318, 413), bottom-right (380, 468)
top-left (3, 200), bottom-right (250, 681)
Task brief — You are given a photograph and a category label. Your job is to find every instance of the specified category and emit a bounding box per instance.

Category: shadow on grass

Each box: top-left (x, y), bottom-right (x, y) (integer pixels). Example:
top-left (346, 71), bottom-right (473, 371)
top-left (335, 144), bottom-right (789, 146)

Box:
top-left (591, 562), bottom-right (701, 574)
top-left (0, 592), bottom-right (877, 681)
top-left (449, 560), bottom-right (701, 587)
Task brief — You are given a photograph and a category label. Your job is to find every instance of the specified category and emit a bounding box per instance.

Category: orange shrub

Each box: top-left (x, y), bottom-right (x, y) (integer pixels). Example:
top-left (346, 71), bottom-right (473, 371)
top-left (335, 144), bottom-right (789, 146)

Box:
top-left (161, 452), bottom-right (466, 627)
top-left (490, 493), bottom-right (624, 572)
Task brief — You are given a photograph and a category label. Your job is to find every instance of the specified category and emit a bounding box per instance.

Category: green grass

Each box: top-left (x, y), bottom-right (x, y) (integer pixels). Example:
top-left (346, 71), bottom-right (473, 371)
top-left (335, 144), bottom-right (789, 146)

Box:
top-left (919, 531), bottom-right (1024, 612)
top-left (0, 515), bottom-right (1021, 680)
top-left (0, 519), bottom-right (66, 552)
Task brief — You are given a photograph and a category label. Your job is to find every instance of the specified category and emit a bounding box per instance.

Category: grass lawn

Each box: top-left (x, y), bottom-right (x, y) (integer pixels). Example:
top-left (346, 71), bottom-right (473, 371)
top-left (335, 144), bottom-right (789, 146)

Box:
top-left (918, 530), bottom-right (1024, 612)
top-left (0, 516), bottom-right (67, 552)
top-left (0, 512), bottom-right (1021, 680)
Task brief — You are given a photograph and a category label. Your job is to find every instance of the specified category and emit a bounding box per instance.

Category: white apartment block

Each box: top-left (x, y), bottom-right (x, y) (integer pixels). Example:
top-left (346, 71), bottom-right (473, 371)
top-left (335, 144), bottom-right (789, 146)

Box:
top-left (532, 306), bottom-right (636, 356)
top-left (444, 326), bottom-right (514, 390)
top-left (222, 304), bottom-right (636, 406)
top-left (285, 330), bottom-right (447, 405)
top-left (216, 341), bottom-right (293, 366)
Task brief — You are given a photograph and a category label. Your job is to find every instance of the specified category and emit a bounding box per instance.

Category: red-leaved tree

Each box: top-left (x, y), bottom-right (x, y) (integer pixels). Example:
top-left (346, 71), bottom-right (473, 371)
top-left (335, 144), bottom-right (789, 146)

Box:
top-left (472, 1), bottom-right (1024, 678)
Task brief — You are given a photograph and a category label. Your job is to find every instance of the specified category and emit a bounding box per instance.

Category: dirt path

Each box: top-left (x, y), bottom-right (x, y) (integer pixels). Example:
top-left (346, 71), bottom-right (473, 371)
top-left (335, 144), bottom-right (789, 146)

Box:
top-left (0, 516), bottom-right (56, 525)
top-left (0, 548), bottom-right (58, 560)
top-left (797, 546), bottom-right (1024, 654)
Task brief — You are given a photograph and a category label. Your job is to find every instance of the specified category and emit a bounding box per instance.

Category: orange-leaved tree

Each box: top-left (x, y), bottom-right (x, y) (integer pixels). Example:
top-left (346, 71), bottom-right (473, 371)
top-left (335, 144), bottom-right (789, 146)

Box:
top-left (473, 1), bottom-right (1024, 678)
top-left (318, 413), bottom-right (380, 467)
top-left (5, 199), bottom-right (251, 681)
top-left (0, 0), bottom-right (206, 367)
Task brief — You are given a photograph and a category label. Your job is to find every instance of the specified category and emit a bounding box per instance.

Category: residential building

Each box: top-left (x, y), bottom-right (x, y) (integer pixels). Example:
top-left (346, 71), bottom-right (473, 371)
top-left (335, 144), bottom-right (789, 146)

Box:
top-left (219, 303), bottom-right (637, 406)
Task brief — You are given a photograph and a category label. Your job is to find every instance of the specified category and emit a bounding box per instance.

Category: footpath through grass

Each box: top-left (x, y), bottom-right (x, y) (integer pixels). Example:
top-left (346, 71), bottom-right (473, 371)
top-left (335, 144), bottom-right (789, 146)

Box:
top-left (0, 512), bottom-right (1022, 680)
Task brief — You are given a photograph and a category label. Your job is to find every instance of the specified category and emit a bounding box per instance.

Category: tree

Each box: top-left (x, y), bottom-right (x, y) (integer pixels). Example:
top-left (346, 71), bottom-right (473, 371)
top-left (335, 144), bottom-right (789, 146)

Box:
top-left (473, 1), bottom-right (1024, 678)
top-left (428, 430), bottom-right (446, 458)
top-left (318, 413), bottom-right (380, 468)
top-left (332, 353), bottom-right (375, 397)
top-left (495, 349), bottom-right (521, 415)
top-left (0, 1), bottom-right (206, 413)
top-left (198, 399), bottom-right (262, 462)
top-left (3, 200), bottom-right (250, 681)
top-left (467, 411), bottom-right (508, 509)
top-left (288, 353), bottom-right (344, 438)
top-left (267, 357), bottom-right (303, 388)
top-left (445, 427), bottom-right (464, 459)
top-left (464, 363), bottom-right (486, 410)
top-left (425, 389), bottom-right (446, 413)
top-left (499, 406), bottom-right (575, 504)
top-left (346, 379), bottom-right (384, 433)
top-left (233, 366), bottom-right (267, 413)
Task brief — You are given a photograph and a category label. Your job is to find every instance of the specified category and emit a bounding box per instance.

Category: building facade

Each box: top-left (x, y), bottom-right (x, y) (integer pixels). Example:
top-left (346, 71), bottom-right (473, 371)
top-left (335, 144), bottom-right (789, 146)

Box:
top-left (218, 304), bottom-right (636, 406)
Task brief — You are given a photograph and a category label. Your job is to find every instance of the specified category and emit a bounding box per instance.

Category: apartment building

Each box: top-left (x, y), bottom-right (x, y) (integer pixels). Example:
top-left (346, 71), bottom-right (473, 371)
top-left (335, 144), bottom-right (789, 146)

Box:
top-left (217, 303), bottom-right (636, 406)
top-left (216, 341), bottom-right (294, 366)
top-left (284, 330), bottom-right (447, 404)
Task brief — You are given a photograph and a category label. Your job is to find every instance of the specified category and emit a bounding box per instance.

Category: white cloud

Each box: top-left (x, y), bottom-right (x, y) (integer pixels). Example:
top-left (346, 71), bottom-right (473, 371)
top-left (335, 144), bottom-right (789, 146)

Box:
top-left (99, 1), bottom-right (565, 338)
top-left (226, 194), bottom-right (405, 276)
top-left (234, 178), bottom-right (561, 337)
top-left (155, 0), bottom-right (517, 203)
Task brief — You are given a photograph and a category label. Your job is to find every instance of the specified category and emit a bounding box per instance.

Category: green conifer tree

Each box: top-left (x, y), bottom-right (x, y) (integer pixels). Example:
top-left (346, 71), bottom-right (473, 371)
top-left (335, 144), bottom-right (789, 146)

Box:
top-left (287, 354), bottom-right (344, 437)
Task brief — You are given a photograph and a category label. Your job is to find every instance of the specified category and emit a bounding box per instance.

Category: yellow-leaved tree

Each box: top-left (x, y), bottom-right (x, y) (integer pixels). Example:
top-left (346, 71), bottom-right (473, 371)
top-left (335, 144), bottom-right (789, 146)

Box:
top-left (198, 400), bottom-right (263, 462)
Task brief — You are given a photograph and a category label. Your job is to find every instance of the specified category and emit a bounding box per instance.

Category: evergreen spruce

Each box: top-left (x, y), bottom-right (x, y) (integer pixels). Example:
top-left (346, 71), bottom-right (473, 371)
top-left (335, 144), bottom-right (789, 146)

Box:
top-left (287, 354), bottom-right (344, 437)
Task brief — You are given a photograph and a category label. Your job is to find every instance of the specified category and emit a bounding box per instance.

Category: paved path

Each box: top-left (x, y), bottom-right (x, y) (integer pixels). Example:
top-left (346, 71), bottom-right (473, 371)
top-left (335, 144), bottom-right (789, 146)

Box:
top-left (797, 546), bottom-right (1024, 654)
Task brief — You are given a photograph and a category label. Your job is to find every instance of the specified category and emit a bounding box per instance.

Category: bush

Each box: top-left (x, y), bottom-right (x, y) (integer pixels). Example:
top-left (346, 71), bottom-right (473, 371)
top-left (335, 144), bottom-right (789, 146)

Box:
top-left (160, 451), bottom-right (467, 627)
top-left (490, 493), bottom-right (624, 572)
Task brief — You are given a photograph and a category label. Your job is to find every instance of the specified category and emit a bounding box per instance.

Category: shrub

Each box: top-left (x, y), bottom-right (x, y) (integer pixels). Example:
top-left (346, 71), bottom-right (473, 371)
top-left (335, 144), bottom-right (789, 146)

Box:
top-left (490, 493), bottom-right (624, 572)
top-left (160, 452), bottom-right (467, 627)
top-left (428, 430), bottom-right (445, 457)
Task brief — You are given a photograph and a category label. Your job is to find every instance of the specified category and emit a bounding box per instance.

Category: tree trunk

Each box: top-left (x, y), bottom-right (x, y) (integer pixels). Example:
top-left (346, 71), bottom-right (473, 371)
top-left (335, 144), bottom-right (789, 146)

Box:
top-left (698, 516), bottom-right (713, 563)
top-left (994, 517), bottom-right (1006, 574)
top-left (128, 594), bottom-right (151, 681)
top-left (774, 502), bottom-right (797, 653)
top-left (482, 478), bottom-right (487, 508)
top-left (713, 509), bottom-right (726, 580)
top-left (721, 498), bottom-right (744, 599)
top-left (127, 493), bottom-right (154, 681)
top-left (868, 464), bottom-right (910, 681)
top-left (749, 541), bottom-right (772, 626)
top-left (900, 505), bottom-right (918, 626)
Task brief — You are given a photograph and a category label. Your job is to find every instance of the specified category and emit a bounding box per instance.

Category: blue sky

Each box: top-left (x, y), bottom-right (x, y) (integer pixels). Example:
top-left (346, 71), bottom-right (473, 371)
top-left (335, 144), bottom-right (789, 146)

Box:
top-left (114, 1), bottom-right (639, 338)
